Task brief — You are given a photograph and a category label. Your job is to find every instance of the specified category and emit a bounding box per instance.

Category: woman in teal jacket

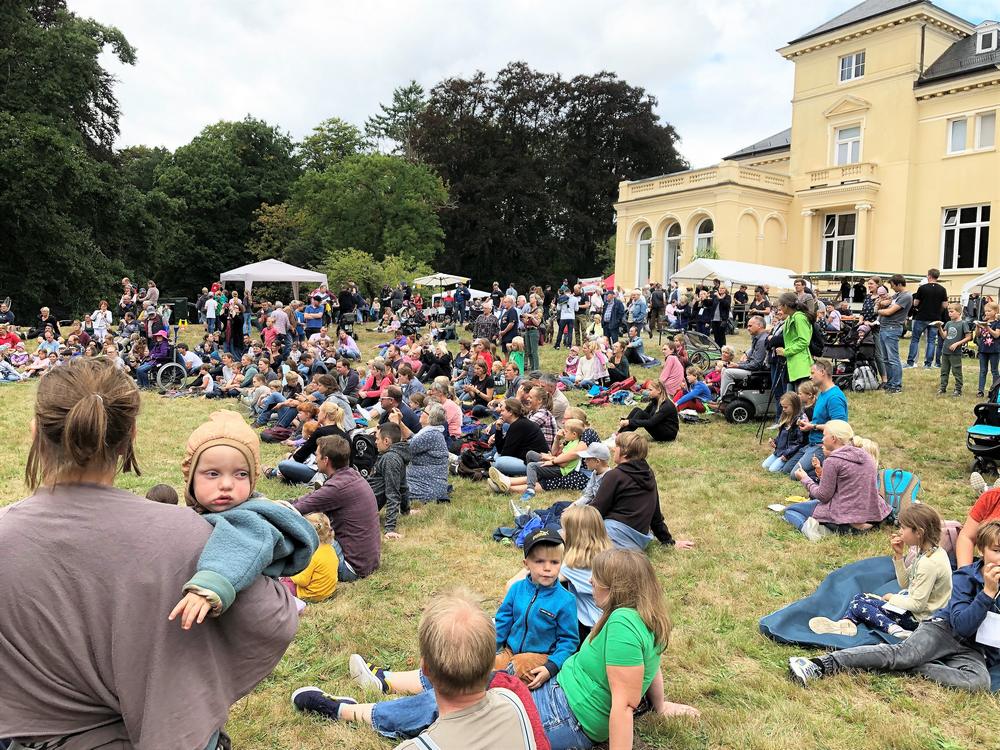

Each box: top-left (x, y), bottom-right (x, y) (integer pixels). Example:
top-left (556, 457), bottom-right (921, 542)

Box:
top-left (775, 291), bottom-right (814, 387)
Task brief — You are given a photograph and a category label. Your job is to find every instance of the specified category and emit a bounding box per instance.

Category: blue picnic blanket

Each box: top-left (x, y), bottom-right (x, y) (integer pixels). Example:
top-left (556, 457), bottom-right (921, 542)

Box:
top-left (759, 555), bottom-right (1000, 691)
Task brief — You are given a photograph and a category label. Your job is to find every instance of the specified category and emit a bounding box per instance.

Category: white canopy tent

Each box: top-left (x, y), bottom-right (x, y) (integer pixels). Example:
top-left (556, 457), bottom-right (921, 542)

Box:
top-left (431, 287), bottom-right (489, 303)
top-left (671, 259), bottom-right (796, 291)
top-left (961, 268), bottom-right (1000, 305)
top-left (413, 272), bottom-right (471, 288)
top-left (219, 259), bottom-right (328, 300)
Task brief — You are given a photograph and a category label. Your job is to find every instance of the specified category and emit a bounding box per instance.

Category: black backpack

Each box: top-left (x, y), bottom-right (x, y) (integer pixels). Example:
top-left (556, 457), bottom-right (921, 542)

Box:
top-left (350, 432), bottom-right (378, 478)
top-left (810, 320), bottom-right (826, 357)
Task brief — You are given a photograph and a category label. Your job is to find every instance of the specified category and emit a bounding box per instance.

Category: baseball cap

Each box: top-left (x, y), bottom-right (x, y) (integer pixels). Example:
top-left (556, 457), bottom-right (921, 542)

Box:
top-left (522, 528), bottom-right (563, 557)
top-left (577, 442), bottom-right (610, 462)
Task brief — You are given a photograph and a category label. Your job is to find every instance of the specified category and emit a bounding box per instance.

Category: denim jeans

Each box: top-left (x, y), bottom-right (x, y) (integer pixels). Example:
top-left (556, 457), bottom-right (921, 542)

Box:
top-left (277, 459), bottom-right (316, 484)
top-left (275, 404), bottom-right (299, 428)
top-left (136, 361), bottom-right (157, 387)
top-left (979, 352), bottom-right (1000, 393)
top-left (879, 323), bottom-right (904, 390)
top-left (762, 453), bottom-right (795, 473)
top-left (531, 678), bottom-right (594, 750)
top-left (557, 320), bottom-right (574, 349)
top-left (906, 319), bottom-right (937, 366)
top-left (253, 393), bottom-right (286, 426)
top-left (370, 671), bottom-right (438, 739)
top-left (784, 442), bottom-right (823, 480)
top-left (493, 455), bottom-right (527, 476)
top-left (783, 499), bottom-right (819, 530)
top-left (524, 327), bottom-right (540, 371)
top-left (333, 539), bottom-right (359, 582)
top-left (822, 619), bottom-right (990, 691)
top-left (206, 317), bottom-right (216, 334)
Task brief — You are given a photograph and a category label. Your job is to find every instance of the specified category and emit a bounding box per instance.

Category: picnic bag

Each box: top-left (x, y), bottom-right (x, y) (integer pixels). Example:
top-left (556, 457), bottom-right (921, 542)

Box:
top-left (878, 468), bottom-right (921, 522)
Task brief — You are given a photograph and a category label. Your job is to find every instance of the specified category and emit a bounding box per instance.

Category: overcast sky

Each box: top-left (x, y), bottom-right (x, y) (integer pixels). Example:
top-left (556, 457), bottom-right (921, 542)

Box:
top-left (71, 0), bottom-right (992, 170)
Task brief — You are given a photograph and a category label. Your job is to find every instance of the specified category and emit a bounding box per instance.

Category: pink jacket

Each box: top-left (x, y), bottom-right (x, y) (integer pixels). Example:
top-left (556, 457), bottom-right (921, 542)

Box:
top-left (659, 355), bottom-right (685, 395)
top-left (801, 445), bottom-right (891, 525)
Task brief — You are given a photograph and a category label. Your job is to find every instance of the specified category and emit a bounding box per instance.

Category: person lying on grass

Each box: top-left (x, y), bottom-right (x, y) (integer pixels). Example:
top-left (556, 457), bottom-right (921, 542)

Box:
top-left (789, 519), bottom-right (1000, 692)
top-left (808, 503), bottom-right (953, 639)
top-left (168, 411), bottom-right (317, 630)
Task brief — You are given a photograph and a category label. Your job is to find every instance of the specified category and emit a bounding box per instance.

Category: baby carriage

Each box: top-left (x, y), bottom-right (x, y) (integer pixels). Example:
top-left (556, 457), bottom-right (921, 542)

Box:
top-left (667, 329), bottom-right (722, 369)
top-left (821, 322), bottom-right (878, 392)
top-left (967, 381), bottom-right (1000, 474)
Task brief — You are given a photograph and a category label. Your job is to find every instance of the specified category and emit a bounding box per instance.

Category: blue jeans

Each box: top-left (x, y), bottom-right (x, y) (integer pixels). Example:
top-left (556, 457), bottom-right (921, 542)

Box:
top-left (906, 319), bottom-right (937, 366)
top-left (557, 320), bottom-right (574, 348)
top-left (783, 499), bottom-right (819, 530)
top-left (206, 318), bottom-right (216, 333)
top-left (493, 455), bottom-right (527, 476)
top-left (879, 323), bottom-right (904, 390)
top-left (333, 539), bottom-right (358, 582)
top-left (136, 361), bottom-right (158, 387)
top-left (762, 453), bottom-right (796, 473)
top-left (531, 678), bottom-right (594, 750)
top-left (277, 460), bottom-right (316, 484)
top-left (275, 404), bottom-right (298, 428)
top-left (370, 671), bottom-right (439, 739)
top-left (253, 393), bottom-right (286, 426)
top-left (979, 352), bottom-right (1000, 393)
top-left (784, 442), bottom-right (823, 480)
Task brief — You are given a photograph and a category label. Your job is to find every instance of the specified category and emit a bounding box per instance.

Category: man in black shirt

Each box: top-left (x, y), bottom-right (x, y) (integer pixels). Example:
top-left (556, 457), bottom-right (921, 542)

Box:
top-left (906, 268), bottom-right (949, 369)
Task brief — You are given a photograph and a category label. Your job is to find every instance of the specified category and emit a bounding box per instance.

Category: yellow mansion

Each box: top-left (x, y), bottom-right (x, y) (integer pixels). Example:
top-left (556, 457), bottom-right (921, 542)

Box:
top-left (614, 0), bottom-right (1000, 294)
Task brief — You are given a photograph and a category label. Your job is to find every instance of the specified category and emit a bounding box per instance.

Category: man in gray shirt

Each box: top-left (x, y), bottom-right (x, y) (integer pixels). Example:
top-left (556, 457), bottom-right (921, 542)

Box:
top-left (720, 315), bottom-right (769, 397)
top-left (877, 274), bottom-right (913, 393)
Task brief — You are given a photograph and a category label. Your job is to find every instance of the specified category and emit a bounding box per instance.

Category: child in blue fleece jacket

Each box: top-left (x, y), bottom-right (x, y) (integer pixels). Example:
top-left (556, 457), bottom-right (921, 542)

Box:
top-left (169, 411), bottom-right (318, 628)
top-left (494, 528), bottom-right (580, 688)
top-left (788, 519), bottom-right (1000, 692)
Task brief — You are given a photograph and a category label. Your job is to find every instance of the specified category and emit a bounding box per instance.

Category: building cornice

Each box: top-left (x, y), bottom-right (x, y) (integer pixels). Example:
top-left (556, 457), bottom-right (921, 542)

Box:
top-left (779, 11), bottom-right (971, 60)
top-left (914, 71), bottom-right (1000, 100)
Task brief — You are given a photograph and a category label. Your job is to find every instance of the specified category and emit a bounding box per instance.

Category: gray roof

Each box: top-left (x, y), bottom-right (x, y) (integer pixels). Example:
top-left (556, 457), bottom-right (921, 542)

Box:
top-left (790, 0), bottom-right (923, 44)
top-left (723, 128), bottom-right (792, 160)
top-left (917, 28), bottom-right (1000, 86)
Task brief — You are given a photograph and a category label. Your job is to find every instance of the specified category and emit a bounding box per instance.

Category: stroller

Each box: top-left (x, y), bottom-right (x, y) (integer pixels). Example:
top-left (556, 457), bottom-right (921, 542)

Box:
top-left (666, 329), bottom-right (722, 369)
top-left (967, 381), bottom-right (1000, 474)
top-left (821, 322), bottom-right (878, 392)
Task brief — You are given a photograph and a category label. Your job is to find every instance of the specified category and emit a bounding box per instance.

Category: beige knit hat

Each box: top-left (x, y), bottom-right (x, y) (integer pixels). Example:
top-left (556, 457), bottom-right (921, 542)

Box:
top-left (181, 410), bottom-right (261, 512)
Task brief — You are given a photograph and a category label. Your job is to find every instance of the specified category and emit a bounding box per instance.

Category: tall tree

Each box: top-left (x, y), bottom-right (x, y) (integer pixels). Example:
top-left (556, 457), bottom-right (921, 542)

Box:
top-left (150, 117), bottom-right (300, 294)
top-left (412, 62), bottom-right (686, 287)
top-left (298, 117), bottom-right (368, 172)
top-left (365, 80), bottom-right (426, 160)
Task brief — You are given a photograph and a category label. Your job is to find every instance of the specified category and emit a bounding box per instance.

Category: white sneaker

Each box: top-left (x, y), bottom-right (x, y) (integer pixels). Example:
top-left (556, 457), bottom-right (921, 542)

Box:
top-left (486, 478), bottom-right (502, 494)
top-left (488, 466), bottom-right (511, 492)
top-left (788, 657), bottom-right (823, 686)
top-left (971, 471), bottom-right (988, 496)
top-left (808, 617), bottom-right (857, 637)
top-left (801, 517), bottom-right (832, 542)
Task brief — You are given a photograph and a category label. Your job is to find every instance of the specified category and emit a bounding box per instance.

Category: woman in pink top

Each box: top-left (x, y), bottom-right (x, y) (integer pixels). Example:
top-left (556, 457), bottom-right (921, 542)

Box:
top-left (658, 340), bottom-right (686, 398)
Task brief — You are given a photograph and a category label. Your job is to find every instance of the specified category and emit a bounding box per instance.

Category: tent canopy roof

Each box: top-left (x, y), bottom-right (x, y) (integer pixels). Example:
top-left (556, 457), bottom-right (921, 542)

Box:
top-left (219, 259), bottom-right (328, 286)
top-left (671, 259), bottom-right (796, 290)
top-left (961, 268), bottom-right (1000, 300)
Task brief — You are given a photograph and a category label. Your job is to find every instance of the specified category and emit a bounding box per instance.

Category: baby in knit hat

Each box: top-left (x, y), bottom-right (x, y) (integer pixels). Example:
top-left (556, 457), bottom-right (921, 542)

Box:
top-left (169, 410), bottom-right (319, 629)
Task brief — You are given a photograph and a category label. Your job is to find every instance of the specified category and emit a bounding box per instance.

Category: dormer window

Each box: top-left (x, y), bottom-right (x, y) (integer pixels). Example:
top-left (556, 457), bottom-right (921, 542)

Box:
top-left (977, 28), bottom-right (998, 55)
top-left (839, 51), bottom-right (865, 83)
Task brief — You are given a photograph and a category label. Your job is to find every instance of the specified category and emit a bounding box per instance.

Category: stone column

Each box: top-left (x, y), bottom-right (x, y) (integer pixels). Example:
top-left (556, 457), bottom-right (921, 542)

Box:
top-left (800, 210), bottom-right (816, 273)
top-left (854, 203), bottom-right (872, 272)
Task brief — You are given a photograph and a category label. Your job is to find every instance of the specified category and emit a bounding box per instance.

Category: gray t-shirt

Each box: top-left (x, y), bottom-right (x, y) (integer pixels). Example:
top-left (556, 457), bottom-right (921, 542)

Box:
top-left (941, 318), bottom-right (972, 350)
top-left (882, 291), bottom-right (912, 326)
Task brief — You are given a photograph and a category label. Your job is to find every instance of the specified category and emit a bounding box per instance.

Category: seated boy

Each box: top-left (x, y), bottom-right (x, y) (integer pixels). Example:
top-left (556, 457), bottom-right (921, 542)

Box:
top-left (788, 519), bottom-right (1000, 692)
top-left (366, 422), bottom-right (411, 540)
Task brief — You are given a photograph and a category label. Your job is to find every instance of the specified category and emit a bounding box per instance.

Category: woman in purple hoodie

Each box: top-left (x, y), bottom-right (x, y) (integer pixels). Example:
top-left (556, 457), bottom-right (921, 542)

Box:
top-left (786, 420), bottom-right (890, 541)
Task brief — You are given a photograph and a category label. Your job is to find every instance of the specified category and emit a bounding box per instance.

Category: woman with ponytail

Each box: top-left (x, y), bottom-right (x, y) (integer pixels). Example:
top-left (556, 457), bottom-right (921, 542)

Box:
top-left (0, 358), bottom-right (298, 750)
top-left (773, 291), bottom-right (815, 390)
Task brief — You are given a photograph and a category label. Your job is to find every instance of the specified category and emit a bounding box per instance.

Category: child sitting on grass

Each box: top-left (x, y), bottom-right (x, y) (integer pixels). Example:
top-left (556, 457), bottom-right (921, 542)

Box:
top-left (762, 392), bottom-right (805, 473)
top-left (809, 504), bottom-right (953, 639)
top-left (282, 513), bottom-right (338, 603)
top-left (789, 519), bottom-right (1000, 692)
top-left (345, 528), bottom-right (579, 701)
top-left (168, 411), bottom-right (318, 630)
top-left (780, 381), bottom-right (818, 474)
top-left (674, 366), bottom-right (711, 413)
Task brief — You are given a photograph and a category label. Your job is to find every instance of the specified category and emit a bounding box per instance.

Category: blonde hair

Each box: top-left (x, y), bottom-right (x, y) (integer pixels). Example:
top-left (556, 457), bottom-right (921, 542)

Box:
top-left (615, 431), bottom-right (649, 461)
top-left (304, 512), bottom-right (333, 544)
top-left (986, 302), bottom-right (999, 315)
top-left (563, 406), bottom-right (589, 425)
top-left (976, 519), bottom-right (1000, 552)
top-left (562, 419), bottom-right (584, 439)
top-left (26, 358), bottom-right (141, 490)
top-left (851, 436), bottom-right (880, 467)
top-left (797, 380), bottom-right (819, 402)
top-left (778, 392), bottom-right (801, 430)
top-left (318, 399), bottom-right (344, 426)
top-left (418, 589), bottom-right (495, 697)
top-left (561, 505), bottom-right (612, 569)
top-left (824, 419), bottom-right (854, 444)
top-left (590, 549), bottom-right (671, 650)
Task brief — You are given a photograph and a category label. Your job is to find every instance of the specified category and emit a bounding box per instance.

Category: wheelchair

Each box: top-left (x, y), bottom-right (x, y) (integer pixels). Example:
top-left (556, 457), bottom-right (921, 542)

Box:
top-left (719, 369), bottom-right (773, 424)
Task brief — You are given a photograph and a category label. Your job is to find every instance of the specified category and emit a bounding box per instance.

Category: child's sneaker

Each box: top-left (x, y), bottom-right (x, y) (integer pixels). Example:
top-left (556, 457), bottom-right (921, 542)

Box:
top-left (348, 653), bottom-right (391, 693)
top-left (487, 478), bottom-right (502, 494)
top-left (971, 471), bottom-right (988, 496)
top-left (488, 466), bottom-right (512, 492)
top-left (788, 656), bottom-right (823, 686)
top-left (808, 616), bottom-right (857, 637)
top-left (290, 687), bottom-right (357, 719)
top-left (887, 624), bottom-right (912, 639)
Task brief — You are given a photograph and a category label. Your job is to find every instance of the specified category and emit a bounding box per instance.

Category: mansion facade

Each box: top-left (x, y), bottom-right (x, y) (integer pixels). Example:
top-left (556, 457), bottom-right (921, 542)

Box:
top-left (615, 0), bottom-right (1000, 295)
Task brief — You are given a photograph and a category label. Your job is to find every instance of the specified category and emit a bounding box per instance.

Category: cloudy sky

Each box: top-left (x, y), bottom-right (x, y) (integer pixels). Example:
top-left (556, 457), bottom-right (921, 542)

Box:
top-left (71, 0), bottom-right (992, 169)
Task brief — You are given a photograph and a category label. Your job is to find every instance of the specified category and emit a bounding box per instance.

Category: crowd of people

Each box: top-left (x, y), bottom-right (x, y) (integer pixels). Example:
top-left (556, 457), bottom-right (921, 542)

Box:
top-left (1, 268), bottom-right (998, 750)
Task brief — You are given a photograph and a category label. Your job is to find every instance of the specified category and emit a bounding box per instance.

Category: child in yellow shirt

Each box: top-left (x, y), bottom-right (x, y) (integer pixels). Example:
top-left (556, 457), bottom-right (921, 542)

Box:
top-left (286, 513), bottom-right (339, 602)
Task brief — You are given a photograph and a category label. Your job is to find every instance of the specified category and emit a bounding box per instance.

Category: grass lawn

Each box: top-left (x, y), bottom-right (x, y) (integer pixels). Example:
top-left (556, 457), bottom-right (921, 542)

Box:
top-left (2, 324), bottom-right (998, 749)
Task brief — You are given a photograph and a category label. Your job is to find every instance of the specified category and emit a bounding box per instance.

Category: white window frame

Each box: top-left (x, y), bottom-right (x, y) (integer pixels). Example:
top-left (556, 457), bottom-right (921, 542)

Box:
top-left (839, 50), bottom-right (866, 83)
top-left (834, 125), bottom-right (862, 166)
top-left (976, 111), bottom-right (996, 150)
top-left (664, 222), bottom-right (681, 284)
top-left (636, 227), bottom-right (653, 288)
top-left (822, 213), bottom-right (857, 272)
top-left (694, 218), bottom-right (714, 252)
top-left (940, 204), bottom-right (991, 271)
top-left (977, 28), bottom-right (998, 55)
top-left (947, 117), bottom-right (968, 154)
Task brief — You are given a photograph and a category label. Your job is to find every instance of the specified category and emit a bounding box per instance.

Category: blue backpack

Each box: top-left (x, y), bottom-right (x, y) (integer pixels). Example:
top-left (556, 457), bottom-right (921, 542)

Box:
top-left (879, 468), bottom-right (921, 522)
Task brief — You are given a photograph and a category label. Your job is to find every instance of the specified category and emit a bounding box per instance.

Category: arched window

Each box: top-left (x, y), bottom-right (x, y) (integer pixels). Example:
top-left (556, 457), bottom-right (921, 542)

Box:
top-left (695, 218), bottom-right (714, 253)
top-left (637, 227), bottom-right (653, 287)
top-left (664, 222), bottom-right (681, 282)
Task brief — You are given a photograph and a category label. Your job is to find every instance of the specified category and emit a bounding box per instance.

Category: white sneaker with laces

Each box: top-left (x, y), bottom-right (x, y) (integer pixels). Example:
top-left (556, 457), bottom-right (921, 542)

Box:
top-left (788, 656), bottom-right (822, 686)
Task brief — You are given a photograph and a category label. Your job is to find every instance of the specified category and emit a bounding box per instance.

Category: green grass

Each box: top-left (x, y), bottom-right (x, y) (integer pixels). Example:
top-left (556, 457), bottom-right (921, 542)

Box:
top-left (3, 327), bottom-right (999, 749)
